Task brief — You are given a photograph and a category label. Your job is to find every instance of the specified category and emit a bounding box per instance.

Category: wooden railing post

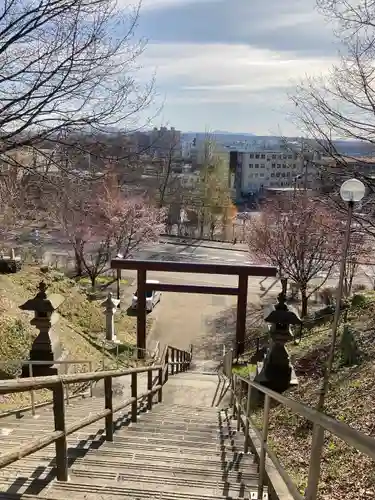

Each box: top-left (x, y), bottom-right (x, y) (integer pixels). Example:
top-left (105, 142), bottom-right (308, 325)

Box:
top-left (231, 374), bottom-right (236, 418)
top-left (64, 364), bottom-right (70, 406)
top-left (165, 348), bottom-right (169, 382)
top-left (236, 380), bottom-right (242, 432)
top-left (158, 367), bottom-right (163, 403)
top-left (53, 381), bottom-right (68, 482)
top-left (183, 351), bottom-right (186, 371)
top-left (28, 363), bottom-right (36, 417)
top-left (89, 361), bottom-right (93, 397)
top-left (171, 348), bottom-right (175, 375)
top-left (244, 381), bottom-right (252, 453)
top-left (176, 350), bottom-right (179, 374)
top-left (147, 369), bottom-right (153, 411)
top-left (257, 394), bottom-right (271, 499)
top-left (305, 424), bottom-right (325, 499)
top-left (131, 372), bottom-right (137, 422)
top-left (104, 376), bottom-right (113, 441)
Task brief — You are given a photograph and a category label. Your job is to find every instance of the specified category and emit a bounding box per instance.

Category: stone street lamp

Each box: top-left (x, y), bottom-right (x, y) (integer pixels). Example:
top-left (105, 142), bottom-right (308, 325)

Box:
top-left (253, 292), bottom-right (301, 400)
top-left (20, 281), bottom-right (65, 377)
top-left (102, 292), bottom-right (120, 343)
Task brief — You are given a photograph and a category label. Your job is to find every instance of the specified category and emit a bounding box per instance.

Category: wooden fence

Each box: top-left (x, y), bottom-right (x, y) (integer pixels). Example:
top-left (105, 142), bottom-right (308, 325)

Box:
top-left (0, 345), bottom-right (191, 482)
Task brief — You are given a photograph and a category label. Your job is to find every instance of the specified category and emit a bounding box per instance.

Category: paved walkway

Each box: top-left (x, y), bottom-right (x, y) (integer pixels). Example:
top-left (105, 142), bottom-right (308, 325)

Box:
top-left (163, 372), bottom-right (231, 409)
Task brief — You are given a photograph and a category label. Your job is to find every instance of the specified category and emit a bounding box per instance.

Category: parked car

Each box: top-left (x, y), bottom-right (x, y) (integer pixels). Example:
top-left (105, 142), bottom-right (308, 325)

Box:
top-left (131, 280), bottom-right (162, 312)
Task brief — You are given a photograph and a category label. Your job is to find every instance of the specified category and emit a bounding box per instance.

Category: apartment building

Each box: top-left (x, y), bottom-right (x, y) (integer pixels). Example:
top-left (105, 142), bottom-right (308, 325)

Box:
top-left (229, 147), bottom-right (320, 201)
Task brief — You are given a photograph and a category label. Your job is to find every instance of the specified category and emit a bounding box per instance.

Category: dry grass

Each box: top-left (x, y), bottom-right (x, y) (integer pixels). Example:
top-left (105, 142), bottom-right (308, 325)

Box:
top-left (0, 265), bottom-right (143, 412)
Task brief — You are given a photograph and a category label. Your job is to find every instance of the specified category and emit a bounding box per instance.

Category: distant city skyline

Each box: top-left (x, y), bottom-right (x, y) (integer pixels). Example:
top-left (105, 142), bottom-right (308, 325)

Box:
top-left (134, 0), bottom-right (338, 135)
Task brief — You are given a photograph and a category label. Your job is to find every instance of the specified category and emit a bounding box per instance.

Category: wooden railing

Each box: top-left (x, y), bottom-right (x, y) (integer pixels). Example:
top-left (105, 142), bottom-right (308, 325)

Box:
top-left (0, 345), bottom-right (191, 482)
top-left (222, 350), bottom-right (375, 500)
top-left (0, 359), bottom-right (94, 417)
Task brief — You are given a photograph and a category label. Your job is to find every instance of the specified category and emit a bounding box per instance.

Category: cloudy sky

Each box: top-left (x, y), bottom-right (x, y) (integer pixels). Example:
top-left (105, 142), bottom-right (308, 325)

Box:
top-left (134, 0), bottom-right (338, 134)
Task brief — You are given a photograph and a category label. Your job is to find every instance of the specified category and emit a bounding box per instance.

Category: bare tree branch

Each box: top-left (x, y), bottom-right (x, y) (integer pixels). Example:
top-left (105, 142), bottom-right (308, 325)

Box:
top-left (0, 0), bottom-right (154, 175)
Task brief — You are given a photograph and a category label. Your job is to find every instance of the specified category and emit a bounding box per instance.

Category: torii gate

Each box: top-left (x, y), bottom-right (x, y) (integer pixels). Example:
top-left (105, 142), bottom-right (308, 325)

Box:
top-left (111, 259), bottom-right (277, 358)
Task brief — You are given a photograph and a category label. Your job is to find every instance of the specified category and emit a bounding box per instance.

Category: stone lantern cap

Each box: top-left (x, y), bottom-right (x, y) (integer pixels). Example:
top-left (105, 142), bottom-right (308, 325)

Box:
top-left (101, 292), bottom-right (120, 309)
top-left (264, 293), bottom-right (302, 325)
top-left (19, 281), bottom-right (65, 313)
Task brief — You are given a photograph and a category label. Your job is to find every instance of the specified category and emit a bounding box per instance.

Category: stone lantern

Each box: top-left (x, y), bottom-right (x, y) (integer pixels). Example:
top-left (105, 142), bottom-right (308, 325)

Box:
top-left (20, 281), bottom-right (65, 377)
top-left (102, 292), bottom-right (120, 343)
top-left (254, 292), bottom-right (301, 394)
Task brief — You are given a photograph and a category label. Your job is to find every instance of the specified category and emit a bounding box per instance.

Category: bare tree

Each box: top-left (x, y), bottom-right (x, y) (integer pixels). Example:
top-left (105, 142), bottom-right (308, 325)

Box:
top-left (343, 229), bottom-right (372, 296)
top-left (245, 195), bottom-right (339, 316)
top-left (0, 0), bottom-right (153, 174)
top-left (51, 175), bottom-right (95, 276)
top-left (154, 136), bottom-right (182, 208)
top-left (52, 171), bottom-right (165, 283)
top-left (290, 0), bottom-right (375, 231)
top-left (99, 173), bottom-right (166, 256)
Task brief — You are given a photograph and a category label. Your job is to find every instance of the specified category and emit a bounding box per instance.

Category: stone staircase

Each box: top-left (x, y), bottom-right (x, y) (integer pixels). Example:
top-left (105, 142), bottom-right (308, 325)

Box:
top-left (0, 372), bottom-right (268, 500)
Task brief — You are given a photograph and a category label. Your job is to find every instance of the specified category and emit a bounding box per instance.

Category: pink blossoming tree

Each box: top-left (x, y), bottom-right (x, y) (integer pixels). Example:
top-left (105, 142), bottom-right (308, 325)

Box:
top-left (54, 173), bottom-right (166, 287)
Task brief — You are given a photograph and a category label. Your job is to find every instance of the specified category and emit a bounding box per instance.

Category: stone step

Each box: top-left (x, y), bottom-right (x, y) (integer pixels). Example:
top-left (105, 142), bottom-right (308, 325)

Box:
top-left (0, 478), bottom-right (51, 496)
top-left (0, 492), bottom-right (268, 500)
top-left (1, 400), bottom-right (104, 418)
top-left (71, 460), bottom-right (258, 483)
top-left (133, 417), bottom-right (237, 432)
top-left (122, 426), bottom-right (233, 442)
top-left (73, 456), bottom-right (258, 477)
top-left (0, 434), bottom-right (105, 448)
top-left (0, 453), bottom-right (258, 480)
top-left (101, 437), bottom-right (243, 455)
top-left (0, 495), bottom-right (60, 500)
top-left (135, 421), bottom-right (220, 433)
top-left (49, 475), bottom-right (260, 499)
top-left (133, 418), bottom-right (223, 429)
top-left (92, 445), bottom-right (254, 465)
top-left (49, 480), bottom-right (268, 500)
top-left (0, 451), bottom-right (257, 481)
top-left (69, 467), bottom-right (257, 495)
top-left (149, 406), bottom-right (220, 416)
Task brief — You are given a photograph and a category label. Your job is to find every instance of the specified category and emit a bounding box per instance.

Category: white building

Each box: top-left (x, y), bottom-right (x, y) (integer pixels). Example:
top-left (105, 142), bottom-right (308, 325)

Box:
top-left (229, 148), bottom-right (318, 198)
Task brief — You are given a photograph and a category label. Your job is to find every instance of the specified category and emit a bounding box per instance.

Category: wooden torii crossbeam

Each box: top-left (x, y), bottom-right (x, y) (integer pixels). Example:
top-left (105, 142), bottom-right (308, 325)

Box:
top-left (111, 259), bottom-right (278, 358)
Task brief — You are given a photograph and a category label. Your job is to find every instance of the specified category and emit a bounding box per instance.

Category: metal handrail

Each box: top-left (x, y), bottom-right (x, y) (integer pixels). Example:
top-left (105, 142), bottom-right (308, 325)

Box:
top-left (226, 369), bottom-right (375, 500)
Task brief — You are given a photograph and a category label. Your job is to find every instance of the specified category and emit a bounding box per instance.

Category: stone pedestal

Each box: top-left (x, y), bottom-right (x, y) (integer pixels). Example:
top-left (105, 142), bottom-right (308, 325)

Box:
top-left (254, 336), bottom-right (293, 392)
top-left (19, 281), bottom-right (65, 378)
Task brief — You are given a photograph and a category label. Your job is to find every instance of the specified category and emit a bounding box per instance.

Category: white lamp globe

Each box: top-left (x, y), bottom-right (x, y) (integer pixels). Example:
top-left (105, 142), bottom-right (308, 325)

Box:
top-left (340, 178), bottom-right (366, 202)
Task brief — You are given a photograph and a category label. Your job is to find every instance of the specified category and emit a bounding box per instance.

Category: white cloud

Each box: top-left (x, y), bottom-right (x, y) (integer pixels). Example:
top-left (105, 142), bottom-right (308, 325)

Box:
top-left (140, 0), bottom-right (209, 10)
top-left (139, 43), bottom-right (336, 102)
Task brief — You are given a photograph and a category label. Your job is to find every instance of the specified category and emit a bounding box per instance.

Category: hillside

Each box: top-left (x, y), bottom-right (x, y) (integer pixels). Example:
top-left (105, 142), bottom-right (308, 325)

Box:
top-left (251, 293), bottom-right (375, 500)
top-left (0, 265), bottom-right (144, 412)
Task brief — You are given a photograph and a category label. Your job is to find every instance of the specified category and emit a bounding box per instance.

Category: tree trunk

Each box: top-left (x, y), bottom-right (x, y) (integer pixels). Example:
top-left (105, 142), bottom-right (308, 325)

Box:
top-left (90, 275), bottom-right (96, 289)
top-left (301, 287), bottom-right (308, 317)
top-left (281, 277), bottom-right (288, 297)
top-left (74, 247), bottom-right (83, 276)
top-left (200, 218), bottom-right (204, 238)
